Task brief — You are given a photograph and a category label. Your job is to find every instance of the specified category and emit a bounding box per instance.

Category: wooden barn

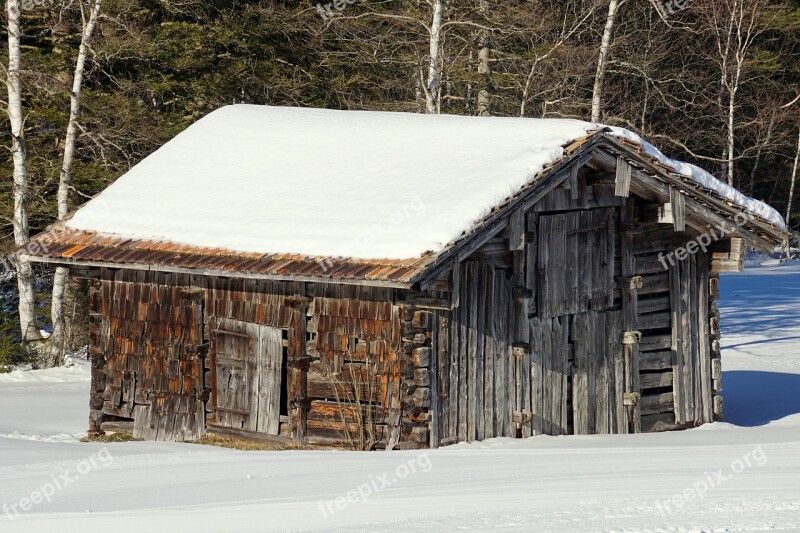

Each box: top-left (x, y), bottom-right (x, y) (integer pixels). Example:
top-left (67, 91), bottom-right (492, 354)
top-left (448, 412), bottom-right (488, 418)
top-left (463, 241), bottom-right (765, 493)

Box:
top-left (23, 106), bottom-right (787, 450)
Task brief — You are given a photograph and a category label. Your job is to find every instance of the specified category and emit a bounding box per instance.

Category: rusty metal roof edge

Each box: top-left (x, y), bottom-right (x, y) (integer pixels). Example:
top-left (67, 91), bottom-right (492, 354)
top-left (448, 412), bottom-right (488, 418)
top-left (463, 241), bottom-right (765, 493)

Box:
top-left (19, 253), bottom-right (414, 290)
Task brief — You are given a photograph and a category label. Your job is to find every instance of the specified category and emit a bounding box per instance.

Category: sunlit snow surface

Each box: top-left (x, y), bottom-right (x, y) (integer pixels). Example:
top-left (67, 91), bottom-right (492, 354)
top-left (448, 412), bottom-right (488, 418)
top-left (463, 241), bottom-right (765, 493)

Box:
top-left (65, 106), bottom-right (786, 263)
top-left (1, 263), bottom-right (798, 532)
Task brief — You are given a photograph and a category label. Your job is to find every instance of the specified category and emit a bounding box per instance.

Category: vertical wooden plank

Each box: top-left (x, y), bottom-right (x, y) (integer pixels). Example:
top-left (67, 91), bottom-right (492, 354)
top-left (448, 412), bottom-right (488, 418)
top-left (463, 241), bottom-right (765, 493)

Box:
top-left (451, 260), bottom-right (460, 310)
top-left (572, 313), bottom-right (589, 435)
top-left (607, 310), bottom-right (626, 433)
top-left (438, 310), bottom-right (451, 443)
top-left (541, 318), bottom-right (553, 435)
top-left (687, 254), bottom-right (703, 422)
top-left (537, 215), bottom-right (552, 318)
top-left (509, 208), bottom-right (525, 251)
top-left (430, 311), bottom-right (441, 448)
top-left (594, 311), bottom-right (608, 434)
top-left (526, 213), bottom-right (539, 317)
top-left (621, 200), bottom-right (641, 433)
top-left (474, 264), bottom-right (486, 441)
top-left (503, 276), bottom-right (514, 437)
top-left (697, 251), bottom-right (713, 423)
top-left (567, 212), bottom-right (581, 314)
top-left (670, 186), bottom-right (686, 232)
top-left (530, 318), bottom-right (543, 435)
top-left (458, 263), bottom-right (469, 442)
top-left (569, 163), bottom-right (580, 200)
top-left (483, 268), bottom-right (495, 438)
top-left (615, 156), bottom-right (632, 197)
top-left (670, 251), bottom-right (686, 425)
top-left (449, 291), bottom-right (459, 441)
top-left (606, 209), bottom-right (617, 308)
top-left (386, 305), bottom-right (404, 450)
top-left (680, 254), bottom-right (693, 423)
top-left (494, 273), bottom-right (506, 437)
top-left (262, 325), bottom-right (283, 435)
top-left (557, 316), bottom-right (570, 434)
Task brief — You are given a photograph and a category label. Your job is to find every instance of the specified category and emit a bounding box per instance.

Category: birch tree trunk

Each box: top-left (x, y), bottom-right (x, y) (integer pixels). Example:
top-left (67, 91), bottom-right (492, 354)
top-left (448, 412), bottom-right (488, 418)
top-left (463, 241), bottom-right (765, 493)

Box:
top-left (476, 0), bottom-right (491, 117)
top-left (591, 0), bottom-right (622, 123)
top-left (45, 0), bottom-right (104, 368)
top-left (712, 0), bottom-right (767, 186)
top-left (748, 112), bottom-right (775, 195)
top-left (725, 57), bottom-right (742, 186)
top-left (787, 128), bottom-right (799, 230)
top-left (5, 0), bottom-right (42, 347)
top-left (424, 0), bottom-right (443, 114)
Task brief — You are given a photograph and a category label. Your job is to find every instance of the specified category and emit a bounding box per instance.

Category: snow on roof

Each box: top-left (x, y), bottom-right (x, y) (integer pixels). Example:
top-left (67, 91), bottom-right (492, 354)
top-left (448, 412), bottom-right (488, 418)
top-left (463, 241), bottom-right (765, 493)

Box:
top-left (65, 105), bottom-right (786, 261)
top-left (607, 127), bottom-right (786, 230)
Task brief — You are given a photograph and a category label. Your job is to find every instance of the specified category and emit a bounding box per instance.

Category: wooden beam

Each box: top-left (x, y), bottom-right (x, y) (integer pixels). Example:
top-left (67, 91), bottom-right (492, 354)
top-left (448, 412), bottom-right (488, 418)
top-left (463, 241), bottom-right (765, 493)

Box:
top-left (670, 186), bottom-right (686, 232)
top-left (509, 208), bottom-right (525, 251)
top-left (450, 259), bottom-right (460, 309)
top-left (569, 163), bottom-right (580, 200)
top-left (615, 156), bottom-right (632, 197)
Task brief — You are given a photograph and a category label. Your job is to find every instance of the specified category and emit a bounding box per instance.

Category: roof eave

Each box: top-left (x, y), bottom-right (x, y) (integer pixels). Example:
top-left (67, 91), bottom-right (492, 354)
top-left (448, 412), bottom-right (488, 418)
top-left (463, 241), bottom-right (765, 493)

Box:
top-left (19, 253), bottom-right (415, 290)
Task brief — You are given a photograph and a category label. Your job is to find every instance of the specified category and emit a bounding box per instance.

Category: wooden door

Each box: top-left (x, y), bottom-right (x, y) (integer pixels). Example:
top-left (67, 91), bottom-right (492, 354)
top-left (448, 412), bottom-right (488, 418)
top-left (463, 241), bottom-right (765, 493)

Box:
top-left (212, 318), bottom-right (283, 435)
top-left (533, 208), bottom-right (623, 435)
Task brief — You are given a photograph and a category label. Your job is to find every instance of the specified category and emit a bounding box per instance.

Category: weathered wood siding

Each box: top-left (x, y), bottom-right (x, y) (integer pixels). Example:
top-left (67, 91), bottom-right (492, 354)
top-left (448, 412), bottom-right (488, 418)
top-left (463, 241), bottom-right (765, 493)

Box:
top-left (427, 160), bottom-right (718, 445)
top-left (86, 150), bottom-right (724, 449)
top-left (432, 262), bottom-right (515, 445)
top-left (89, 272), bottom-right (428, 448)
top-left (88, 270), bottom-right (205, 441)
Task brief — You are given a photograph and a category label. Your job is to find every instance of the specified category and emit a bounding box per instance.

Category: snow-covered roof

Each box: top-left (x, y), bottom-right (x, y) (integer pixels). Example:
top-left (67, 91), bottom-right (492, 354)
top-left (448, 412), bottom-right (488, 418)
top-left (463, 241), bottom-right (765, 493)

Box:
top-left (64, 105), bottom-right (785, 262)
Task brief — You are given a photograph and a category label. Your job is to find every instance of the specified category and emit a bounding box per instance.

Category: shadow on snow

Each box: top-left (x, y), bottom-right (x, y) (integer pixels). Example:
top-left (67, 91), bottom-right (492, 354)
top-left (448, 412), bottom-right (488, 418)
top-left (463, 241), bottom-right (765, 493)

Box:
top-left (723, 370), bottom-right (800, 426)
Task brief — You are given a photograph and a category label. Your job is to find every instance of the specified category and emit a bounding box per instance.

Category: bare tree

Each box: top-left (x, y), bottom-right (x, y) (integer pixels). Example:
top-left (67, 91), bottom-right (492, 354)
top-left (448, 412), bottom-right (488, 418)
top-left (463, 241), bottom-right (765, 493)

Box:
top-left (748, 109), bottom-right (776, 195)
top-left (423, 0), bottom-right (444, 114)
top-left (4, 0), bottom-right (103, 367)
top-left (5, 0), bottom-right (41, 347)
top-left (592, 0), bottom-right (626, 123)
top-left (475, 0), bottom-right (491, 116)
top-left (520, 6), bottom-right (595, 117)
top-left (45, 0), bottom-right (104, 368)
top-left (787, 128), bottom-right (799, 230)
top-left (707, 0), bottom-right (771, 186)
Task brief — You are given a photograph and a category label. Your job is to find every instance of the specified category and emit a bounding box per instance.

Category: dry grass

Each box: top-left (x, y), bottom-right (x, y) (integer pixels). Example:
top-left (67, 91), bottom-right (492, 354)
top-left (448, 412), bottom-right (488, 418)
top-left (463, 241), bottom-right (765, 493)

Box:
top-left (82, 432), bottom-right (141, 443)
top-left (83, 431), bottom-right (324, 451)
top-left (194, 433), bottom-right (321, 451)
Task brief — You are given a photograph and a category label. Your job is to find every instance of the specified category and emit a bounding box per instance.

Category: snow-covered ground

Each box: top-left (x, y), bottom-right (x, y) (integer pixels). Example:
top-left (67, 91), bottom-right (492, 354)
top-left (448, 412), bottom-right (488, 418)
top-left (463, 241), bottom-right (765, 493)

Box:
top-left (1, 264), bottom-right (799, 532)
